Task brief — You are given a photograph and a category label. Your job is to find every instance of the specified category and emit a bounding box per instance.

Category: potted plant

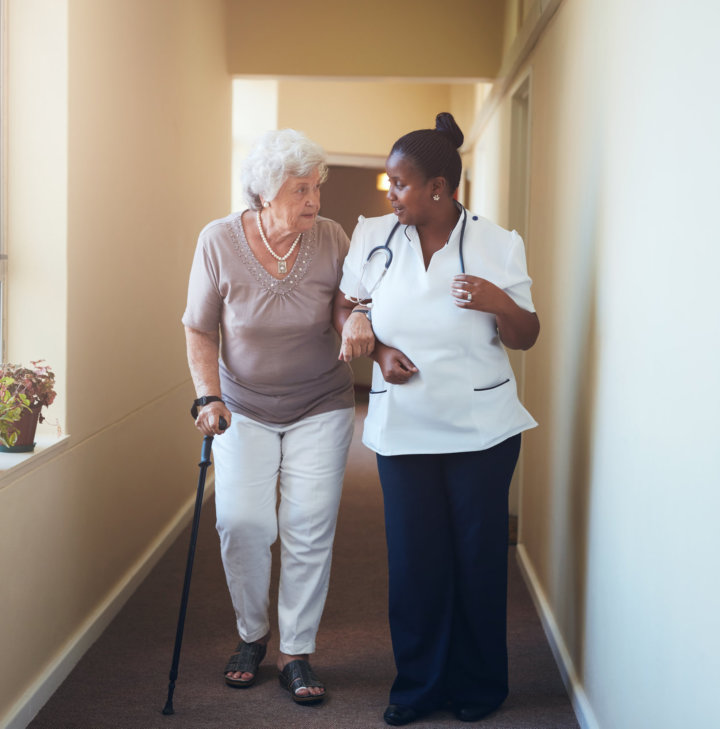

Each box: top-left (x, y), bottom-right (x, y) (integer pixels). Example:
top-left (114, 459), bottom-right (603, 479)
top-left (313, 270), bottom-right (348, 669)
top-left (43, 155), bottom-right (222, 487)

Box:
top-left (0, 360), bottom-right (57, 452)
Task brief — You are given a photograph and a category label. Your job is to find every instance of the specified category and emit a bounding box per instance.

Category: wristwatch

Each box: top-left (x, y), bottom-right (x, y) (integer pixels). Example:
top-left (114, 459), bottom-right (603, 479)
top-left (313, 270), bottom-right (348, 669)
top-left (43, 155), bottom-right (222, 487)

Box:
top-left (350, 307), bottom-right (372, 321)
top-left (191, 395), bottom-right (224, 419)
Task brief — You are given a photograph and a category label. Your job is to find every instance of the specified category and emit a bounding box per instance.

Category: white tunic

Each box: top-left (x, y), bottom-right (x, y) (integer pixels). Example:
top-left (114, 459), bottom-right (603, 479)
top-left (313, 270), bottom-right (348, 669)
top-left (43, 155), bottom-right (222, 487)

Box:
top-left (340, 210), bottom-right (538, 456)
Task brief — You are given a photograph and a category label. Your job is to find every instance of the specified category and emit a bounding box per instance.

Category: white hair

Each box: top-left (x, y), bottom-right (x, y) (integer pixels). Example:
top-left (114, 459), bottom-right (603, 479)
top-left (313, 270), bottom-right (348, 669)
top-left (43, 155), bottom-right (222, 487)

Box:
top-left (240, 129), bottom-right (328, 211)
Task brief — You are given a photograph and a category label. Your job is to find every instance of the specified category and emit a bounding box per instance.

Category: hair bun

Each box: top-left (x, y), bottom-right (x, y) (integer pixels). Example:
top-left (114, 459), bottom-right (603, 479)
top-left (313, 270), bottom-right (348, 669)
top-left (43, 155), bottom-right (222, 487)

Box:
top-left (435, 112), bottom-right (464, 149)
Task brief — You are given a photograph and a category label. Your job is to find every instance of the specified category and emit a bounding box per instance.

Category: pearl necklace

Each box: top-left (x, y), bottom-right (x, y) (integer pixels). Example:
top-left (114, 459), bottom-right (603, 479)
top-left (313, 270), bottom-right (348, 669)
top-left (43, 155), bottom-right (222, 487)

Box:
top-left (256, 211), bottom-right (302, 274)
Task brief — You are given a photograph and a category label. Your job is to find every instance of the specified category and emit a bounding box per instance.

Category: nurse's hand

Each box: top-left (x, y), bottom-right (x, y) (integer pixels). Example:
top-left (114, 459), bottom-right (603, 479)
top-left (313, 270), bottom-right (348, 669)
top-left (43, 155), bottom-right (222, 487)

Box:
top-left (452, 274), bottom-right (540, 350)
top-left (451, 274), bottom-right (506, 313)
top-left (339, 309), bottom-right (375, 362)
top-left (374, 343), bottom-right (418, 384)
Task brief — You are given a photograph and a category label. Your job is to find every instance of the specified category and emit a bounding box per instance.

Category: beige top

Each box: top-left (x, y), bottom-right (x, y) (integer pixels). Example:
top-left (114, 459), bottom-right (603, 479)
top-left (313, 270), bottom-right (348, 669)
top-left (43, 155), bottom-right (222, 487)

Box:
top-left (182, 211), bottom-right (354, 425)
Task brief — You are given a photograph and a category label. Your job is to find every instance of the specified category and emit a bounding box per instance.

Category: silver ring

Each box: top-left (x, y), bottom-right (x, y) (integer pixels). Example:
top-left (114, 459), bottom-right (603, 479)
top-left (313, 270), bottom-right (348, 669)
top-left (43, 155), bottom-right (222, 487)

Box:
top-left (467, 291), bottom-right (472, 302)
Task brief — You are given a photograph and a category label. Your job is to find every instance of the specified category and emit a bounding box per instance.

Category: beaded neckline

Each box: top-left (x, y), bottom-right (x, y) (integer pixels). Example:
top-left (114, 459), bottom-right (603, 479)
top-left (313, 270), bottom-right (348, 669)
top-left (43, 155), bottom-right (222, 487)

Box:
top-left (227, 211), bottom-right (317, 296)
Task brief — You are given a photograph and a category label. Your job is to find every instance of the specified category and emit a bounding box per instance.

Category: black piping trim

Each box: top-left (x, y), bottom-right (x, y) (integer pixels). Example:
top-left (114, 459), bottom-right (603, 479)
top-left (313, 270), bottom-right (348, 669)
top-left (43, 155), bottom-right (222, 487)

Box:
top-left (473, 378), bottom-right (510, 392)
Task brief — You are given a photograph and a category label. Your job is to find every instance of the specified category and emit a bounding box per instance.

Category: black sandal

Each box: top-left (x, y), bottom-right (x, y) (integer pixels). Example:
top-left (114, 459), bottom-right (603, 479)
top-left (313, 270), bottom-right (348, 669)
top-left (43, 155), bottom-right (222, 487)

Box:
top-left (224, 641), bottom-right (267, 688)
top-left (278, 659), bottom-right (326, 705)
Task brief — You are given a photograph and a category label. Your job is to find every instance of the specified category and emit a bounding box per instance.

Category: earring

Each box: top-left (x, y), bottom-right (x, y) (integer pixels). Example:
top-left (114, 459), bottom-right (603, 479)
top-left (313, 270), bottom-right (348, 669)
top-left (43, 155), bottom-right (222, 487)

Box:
top-left (262, 200), bottom-right (270, 208)
top-left (432, 194), bottom-right (440, 202)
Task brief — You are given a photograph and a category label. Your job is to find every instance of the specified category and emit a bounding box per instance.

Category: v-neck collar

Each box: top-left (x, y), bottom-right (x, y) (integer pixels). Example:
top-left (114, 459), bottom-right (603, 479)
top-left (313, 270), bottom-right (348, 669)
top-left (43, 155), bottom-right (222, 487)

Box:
top-left (227, 211), bottom-right (317, 296)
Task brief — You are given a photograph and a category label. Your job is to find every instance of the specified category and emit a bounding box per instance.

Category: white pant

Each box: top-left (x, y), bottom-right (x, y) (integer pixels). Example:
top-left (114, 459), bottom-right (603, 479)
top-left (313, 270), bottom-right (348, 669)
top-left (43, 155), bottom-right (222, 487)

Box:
top-left (212, 407), bottom-right (354, 655)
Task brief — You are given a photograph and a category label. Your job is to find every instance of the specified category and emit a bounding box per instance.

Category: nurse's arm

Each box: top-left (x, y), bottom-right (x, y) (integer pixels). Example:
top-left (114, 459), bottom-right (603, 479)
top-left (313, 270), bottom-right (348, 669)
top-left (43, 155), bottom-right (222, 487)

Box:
top-left (333, 290), bottom-right (417, 381)
top-left (452, 274), bottom-right (540, 350)
top-left (495, 300), bottom-right (540, 350)
top-left (333, 289), bottom-right (376, 362)
top-left (372, 343), bottom-right (418, 384)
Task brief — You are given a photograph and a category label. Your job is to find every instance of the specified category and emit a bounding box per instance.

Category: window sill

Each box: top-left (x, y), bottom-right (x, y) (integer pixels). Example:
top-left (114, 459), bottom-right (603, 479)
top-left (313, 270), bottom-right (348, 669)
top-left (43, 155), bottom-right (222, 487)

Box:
top-left (0, 427), bottom-right (70, 488)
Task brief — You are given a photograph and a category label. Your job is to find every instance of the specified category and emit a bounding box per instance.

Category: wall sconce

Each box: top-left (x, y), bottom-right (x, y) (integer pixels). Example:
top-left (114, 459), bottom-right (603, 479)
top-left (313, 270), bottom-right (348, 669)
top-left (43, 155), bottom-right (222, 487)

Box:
top-left (376, 173), bottom-right (390, 191)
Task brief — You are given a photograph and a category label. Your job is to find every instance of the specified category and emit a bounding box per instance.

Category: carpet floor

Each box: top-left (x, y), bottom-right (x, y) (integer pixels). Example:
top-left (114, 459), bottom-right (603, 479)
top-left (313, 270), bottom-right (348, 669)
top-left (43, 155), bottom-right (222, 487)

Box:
top-left (28, 405), bottom-right (579, 729)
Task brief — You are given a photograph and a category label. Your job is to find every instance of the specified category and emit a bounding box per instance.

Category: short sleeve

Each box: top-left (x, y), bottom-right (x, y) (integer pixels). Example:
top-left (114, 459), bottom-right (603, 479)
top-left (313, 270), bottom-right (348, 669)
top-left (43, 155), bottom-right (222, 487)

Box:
top-left (181, 233), bottom-right (223, 332)
top-left (503, 231), bottom-right (536, 313)
top-left (340, 215), bottom-right (370, 300)
top-left (334, 222), bottom-right (351, 288)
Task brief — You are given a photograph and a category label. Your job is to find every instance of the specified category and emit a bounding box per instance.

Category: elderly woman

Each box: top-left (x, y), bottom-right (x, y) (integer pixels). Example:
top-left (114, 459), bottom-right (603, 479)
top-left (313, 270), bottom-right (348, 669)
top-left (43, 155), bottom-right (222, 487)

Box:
top-left (335, 113), bottom-right (539, 725)
top-left (182, 129), bottom-right (354, 705)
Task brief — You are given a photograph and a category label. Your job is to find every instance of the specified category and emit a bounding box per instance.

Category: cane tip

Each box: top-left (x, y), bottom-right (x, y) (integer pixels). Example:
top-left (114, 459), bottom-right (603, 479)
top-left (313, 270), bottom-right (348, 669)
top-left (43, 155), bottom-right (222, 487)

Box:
top-left (162, 702), bottom-right (174, 715)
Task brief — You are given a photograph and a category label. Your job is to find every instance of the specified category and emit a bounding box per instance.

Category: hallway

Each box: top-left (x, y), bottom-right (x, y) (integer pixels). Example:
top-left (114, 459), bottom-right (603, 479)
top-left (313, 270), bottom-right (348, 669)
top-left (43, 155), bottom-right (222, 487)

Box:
top-left (4, 2), bottom-right (720, 727)
top-left (28, 405), bottom-right (578, 729)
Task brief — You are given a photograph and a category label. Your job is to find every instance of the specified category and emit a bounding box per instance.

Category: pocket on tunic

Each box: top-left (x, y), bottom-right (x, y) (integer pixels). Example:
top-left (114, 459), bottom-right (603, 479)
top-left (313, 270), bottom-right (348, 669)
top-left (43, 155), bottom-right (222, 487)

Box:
top-left (473, 378), bottom-right (510, 392)
top-left (469, 375), bottom-right (532, 446)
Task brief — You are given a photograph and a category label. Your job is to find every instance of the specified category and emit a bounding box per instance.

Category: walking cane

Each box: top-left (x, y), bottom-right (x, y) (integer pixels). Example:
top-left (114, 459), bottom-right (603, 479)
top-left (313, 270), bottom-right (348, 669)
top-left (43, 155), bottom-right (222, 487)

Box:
top-left (162, 415), bottom-right (227, 716)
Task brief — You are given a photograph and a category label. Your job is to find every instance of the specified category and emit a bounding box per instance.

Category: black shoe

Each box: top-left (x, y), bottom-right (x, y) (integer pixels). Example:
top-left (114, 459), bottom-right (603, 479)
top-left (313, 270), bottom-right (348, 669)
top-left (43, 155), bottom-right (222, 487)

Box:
top-left (454, 703), bottom-right (501, 722)
top-left (383, 704), bottom-right (419, 726)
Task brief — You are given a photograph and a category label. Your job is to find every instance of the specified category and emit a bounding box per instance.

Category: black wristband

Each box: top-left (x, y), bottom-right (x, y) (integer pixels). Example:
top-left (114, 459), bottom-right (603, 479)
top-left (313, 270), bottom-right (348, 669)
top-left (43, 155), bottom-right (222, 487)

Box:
top-left (191, 395), bottom-right (224, 420)
top-left (350, 308), bottom-right (372, 321)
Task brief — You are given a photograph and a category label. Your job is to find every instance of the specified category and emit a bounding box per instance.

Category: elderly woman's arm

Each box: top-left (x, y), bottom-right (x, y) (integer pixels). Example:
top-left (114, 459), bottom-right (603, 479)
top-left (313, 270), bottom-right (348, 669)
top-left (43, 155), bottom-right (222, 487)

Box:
top-left (333, 290), bottom-right (376, 362)
top-left (332, 291), bottom-right (419, 384)
top-left (184, 326), bottom-right (232, 435)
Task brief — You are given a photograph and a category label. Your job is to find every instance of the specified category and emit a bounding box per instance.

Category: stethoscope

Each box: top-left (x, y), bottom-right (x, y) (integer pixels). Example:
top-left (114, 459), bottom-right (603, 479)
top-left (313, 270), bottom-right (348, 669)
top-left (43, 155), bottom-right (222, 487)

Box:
top-left (349, 203), bottom-right (468, 304)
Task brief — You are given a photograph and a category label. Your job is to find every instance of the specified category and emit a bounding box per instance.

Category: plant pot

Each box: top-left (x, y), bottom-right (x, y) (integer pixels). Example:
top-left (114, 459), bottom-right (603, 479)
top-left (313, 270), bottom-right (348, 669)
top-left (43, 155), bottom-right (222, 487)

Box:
top-left (0, 404), bottom-right (42, 453)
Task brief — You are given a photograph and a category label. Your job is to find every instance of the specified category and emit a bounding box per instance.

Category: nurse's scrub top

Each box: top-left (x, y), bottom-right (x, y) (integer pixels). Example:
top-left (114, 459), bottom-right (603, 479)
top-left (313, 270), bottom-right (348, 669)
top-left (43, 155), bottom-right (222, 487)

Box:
top-left (340, 210), bottom-right (537, 457)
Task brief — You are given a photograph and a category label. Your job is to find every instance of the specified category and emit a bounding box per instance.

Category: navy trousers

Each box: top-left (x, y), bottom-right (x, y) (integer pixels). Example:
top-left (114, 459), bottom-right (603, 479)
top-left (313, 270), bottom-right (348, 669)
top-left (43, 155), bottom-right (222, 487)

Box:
top-left (377, 435), bottom-right (521, 713)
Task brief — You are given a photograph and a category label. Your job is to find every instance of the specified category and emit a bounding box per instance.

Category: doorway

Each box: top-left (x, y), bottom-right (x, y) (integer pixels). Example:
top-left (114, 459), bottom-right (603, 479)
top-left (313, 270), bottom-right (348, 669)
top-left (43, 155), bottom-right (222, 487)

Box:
top-left (507, 74), bottom-right (532, 541)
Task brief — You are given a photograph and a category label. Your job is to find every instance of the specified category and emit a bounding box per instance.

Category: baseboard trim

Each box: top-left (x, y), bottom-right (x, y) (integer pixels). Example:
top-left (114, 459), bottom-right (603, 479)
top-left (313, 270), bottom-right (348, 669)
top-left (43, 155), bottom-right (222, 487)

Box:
top-left (2, 478), bottom-right (215, 729)
top-left (515, 544), bottom-right (599, 729)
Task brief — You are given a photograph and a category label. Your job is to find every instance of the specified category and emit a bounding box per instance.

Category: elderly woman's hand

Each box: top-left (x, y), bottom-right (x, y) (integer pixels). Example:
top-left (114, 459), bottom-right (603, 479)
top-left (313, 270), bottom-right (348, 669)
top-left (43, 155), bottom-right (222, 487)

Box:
top-left (195, 400), bottom-right (232, 436)
top-left (339, 309), bottom-right (375, 362)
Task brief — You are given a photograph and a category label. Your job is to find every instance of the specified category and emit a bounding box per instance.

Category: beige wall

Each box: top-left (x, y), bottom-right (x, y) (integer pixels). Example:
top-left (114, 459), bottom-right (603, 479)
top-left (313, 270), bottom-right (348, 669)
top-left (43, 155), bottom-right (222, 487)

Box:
top-left (66, 0), bottom-right (231, 441)
top-left (276, 80), bottom-right (455, 158)
top-left (471, 1), bottom-right (720, 727)
top-left (227, 0), bottom-right (505, 79)
top-left (0, 1), bottom-right (231, 726)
